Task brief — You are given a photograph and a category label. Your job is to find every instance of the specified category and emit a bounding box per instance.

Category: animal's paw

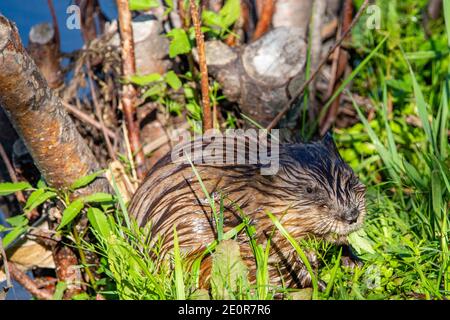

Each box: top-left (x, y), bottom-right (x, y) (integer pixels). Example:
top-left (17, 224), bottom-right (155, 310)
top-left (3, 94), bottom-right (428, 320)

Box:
top-left (340, 245), bottom-right (363, 269)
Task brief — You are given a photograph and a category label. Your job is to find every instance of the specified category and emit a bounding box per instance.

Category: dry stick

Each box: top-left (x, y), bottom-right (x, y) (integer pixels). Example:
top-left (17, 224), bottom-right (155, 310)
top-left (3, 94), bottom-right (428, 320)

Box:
top-left (189, 0), bottom-right (213, 131)
top-left (7, 262), bottom-right (53, 300)
top-left (266, 0), bottom-right (370, 131)
top-left (320, 0), bottom-right (353, 135)
top-left (252, 0), bottom-right (276, 41)
top-left (116, 0), bottom-right (146, 178)
top-left (86, 66), bottom-right (116, 160)
top-left (61, 101), bottom-right (116, 140)
top-left (0, 144), bottom-right (25, 203)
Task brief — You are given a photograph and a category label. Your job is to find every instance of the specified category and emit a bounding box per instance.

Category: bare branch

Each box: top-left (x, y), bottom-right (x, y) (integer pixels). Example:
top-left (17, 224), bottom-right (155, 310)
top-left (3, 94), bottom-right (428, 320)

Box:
top-left (116, 0), bottom-right (147, 178)
top-left (189, 0), bottom-right (213, 131)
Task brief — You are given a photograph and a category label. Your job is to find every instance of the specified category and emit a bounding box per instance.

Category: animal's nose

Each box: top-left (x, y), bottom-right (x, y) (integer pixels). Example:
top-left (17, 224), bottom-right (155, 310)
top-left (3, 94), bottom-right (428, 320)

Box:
top-left (341, 208), bottom-right (359, 224)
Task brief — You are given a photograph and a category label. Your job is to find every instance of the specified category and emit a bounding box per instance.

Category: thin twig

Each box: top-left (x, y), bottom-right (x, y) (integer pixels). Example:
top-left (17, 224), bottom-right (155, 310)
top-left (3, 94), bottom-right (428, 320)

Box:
top-left (266, 0), bottom-right (370, 131)
top-left (47, 0), bottom-right (60, 49)
top-left (0, 144), bottom-right (25, 203)
top-left (86, 66), bottom-right (116, 160)
top-left (116, 0), bottom-right (147, 178)
top-left (252, 0), bottom-right (276, 41)
top-left (189, 0), bottom-right (212, 131)
top-left (7, 262), bottom-right (53, 300)
top-left (61, 100), bottom-right (116, 140)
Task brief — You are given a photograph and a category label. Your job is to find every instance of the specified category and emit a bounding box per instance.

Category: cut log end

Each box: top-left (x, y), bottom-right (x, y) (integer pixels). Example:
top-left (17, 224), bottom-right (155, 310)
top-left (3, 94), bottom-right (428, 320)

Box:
top-left (29, 23), bottom-right (55, 45)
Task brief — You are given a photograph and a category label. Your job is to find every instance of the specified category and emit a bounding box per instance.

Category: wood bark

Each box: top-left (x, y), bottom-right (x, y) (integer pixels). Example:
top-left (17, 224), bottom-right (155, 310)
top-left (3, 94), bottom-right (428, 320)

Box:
top-left (108, 16), bottom-right (171, 75)
top-left (0, 15), bottom-right (109, 194)
top-left (196, 27), bottom-right (307, 127)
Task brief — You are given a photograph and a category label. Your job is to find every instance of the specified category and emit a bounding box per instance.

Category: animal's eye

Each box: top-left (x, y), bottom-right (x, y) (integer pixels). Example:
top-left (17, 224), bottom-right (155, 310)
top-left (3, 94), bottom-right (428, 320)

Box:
top-left (306, 187), bottom-right (313, 194)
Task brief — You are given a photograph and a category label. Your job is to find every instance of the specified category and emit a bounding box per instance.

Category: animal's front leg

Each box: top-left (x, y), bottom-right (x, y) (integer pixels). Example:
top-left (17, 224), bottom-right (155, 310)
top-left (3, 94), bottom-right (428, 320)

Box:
top-left (294, 250), bottom-right (326, 291)
top-left (340, 245), bottom-right (363, 269)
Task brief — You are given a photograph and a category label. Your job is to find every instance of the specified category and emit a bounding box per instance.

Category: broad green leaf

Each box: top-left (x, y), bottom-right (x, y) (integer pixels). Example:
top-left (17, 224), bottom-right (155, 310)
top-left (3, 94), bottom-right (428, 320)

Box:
top-left (165, 71), bottom-right (182, 90)
top-left (6, 214), bottom-right (28, 227)
top-left (348, 229), bottom-right (375, 255)
top-left (83, 193), bottom-right (114, 203)
top-left (210, 239), bottom-right (249, 299)
top-left (129, 73), bottom-right (163, 86)
top-left (219, 0), bottom-right (241, 28)
top-left (2, 226), bottom-right (27, 247)
top-left (202, 10), bottom-right (223, 28)
top-left (37, 179), bottom-right (47, 189)
top-left (24, 191), bottom-right (57, 213)
top-left (87, 207), bottom-right (112, 240)
top-left (0, 182), bottom-right (32, 196)
top-left (129, 0), bottom-right (159, 11)
top-left (166, 28), bottom-right (191, 58)
top-left (142, 83), bottom-right (166, 99)
top-left (58, 199), bottom-right (84, 230)
top-left (70, 170), bottom-right (105, 191)
top-left (24, 188), bottom-right (45, 210)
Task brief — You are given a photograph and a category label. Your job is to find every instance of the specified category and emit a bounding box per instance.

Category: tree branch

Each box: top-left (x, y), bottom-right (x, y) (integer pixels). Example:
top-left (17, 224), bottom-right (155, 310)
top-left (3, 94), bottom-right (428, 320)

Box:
top-left (0, 14), bottom-right (109, 195)
top-left (116, 0), bottom-right (147, 178)
top-left (189, 0), bottom-right (212, 131)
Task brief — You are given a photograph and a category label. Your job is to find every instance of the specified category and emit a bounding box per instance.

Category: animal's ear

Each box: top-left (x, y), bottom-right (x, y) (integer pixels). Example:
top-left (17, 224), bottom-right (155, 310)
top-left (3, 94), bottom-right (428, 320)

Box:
top-left (320, 131), bottom-right (339, 153)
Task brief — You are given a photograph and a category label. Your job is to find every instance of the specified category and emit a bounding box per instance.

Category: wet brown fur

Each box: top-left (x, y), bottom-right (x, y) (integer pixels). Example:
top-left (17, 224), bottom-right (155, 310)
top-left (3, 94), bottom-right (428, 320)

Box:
top-left (128, 133), bottom-right (366, 288)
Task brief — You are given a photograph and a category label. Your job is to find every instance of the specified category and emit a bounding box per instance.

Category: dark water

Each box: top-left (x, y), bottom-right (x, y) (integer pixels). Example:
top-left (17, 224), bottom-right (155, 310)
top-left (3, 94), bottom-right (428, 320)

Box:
top-left (0, 0), bottom-right (118, 300)
top-left (0, 0), bottom-right (118, 52)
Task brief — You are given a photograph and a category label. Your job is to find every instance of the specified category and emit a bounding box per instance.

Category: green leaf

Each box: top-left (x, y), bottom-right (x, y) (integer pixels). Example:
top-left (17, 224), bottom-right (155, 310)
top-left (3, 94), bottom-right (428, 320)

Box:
top-left (128, 73), bottom-right (163, 86)
top-left (142, 83), bottom-right (166, 99)
top-left (2, 225), bottom-right (28, 247)
top-left (166, 28), bottom-right (191, 58)
top-left (165, 71), bottom-right (182, 90)
top-left (82, 193), bottom-right (114, 203)
top-left (37, 179), bottom-right (47, 189)
top-left (348, 229), bottom-right (375, 255)
top-left (87, 207), bottom-right (112, 240)
top-left (219, 0), bottom-right (240, 28)
top-left (24, 191), bottom-right (57, 213)
top-left (58, 199), bottom-right (84, 230)
top-left (71, 293), bottom-right (91, 300)
top-left (202, 10), bottom-right (223, 28)
top-left (129, 0), bottom-right (159, 11)
top-left (52, 282), bottom-right (67, 300)
top-left (0, 182), bottom-right (32, 196)
top-left (210, 239), bottom-right (249, 299)
top-left (24, 188), bottom-right (45, 210)
top-left (6, 214), bottom-right (28, 227)
top-left (70, 170), bottom-right (105, 191)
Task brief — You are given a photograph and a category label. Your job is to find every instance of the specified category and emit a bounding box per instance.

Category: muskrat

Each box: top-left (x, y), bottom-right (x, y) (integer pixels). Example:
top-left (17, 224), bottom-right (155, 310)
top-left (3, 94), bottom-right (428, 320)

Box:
top-left (128, 132), bottom-right (366, 288)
